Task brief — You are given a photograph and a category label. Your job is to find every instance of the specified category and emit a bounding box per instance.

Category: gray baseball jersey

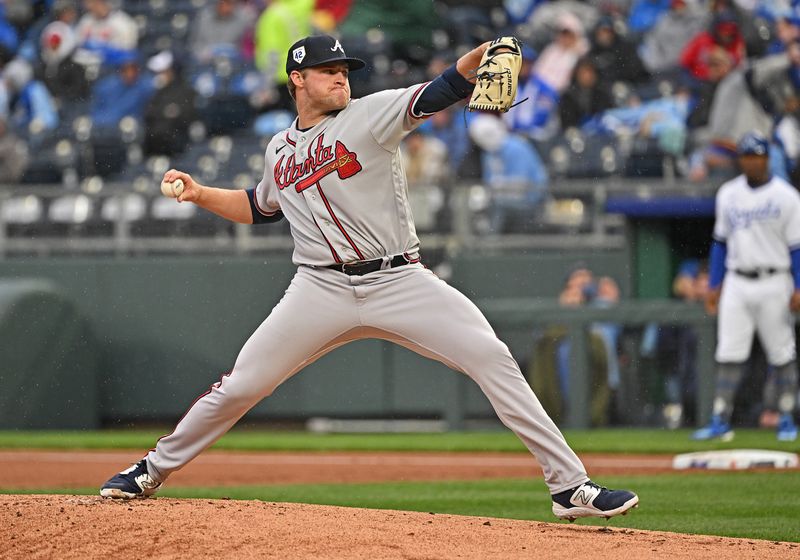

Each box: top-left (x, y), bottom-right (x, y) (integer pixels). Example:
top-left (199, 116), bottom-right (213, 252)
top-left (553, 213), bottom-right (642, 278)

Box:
top-left (254, 85), bottom-right (426, 266)
top-left (146, 84), bottom-right (589, 494)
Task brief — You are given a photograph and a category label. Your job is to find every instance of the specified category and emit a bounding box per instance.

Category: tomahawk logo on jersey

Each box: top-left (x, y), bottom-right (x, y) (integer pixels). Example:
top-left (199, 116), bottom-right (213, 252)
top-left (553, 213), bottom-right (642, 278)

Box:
top-left (273, 136), bottom-right (362, 192)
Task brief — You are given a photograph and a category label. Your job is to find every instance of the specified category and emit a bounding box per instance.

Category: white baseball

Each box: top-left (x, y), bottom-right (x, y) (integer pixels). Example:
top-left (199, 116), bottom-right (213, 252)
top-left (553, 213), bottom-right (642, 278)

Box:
top-left (160, 178), bottom-right (185, 198)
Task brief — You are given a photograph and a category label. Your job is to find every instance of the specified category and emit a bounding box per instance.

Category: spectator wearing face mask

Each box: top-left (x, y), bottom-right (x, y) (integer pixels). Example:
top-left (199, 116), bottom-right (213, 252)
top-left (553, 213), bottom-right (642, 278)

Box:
top-left (1, 57), bottom-right (59, 134)
top-left (468, 113), bottom-right (549, 234)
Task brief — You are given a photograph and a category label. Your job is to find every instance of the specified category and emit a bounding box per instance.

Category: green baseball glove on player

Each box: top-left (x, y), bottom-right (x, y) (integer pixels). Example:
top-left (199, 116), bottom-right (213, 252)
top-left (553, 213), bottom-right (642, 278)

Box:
top-left (468, 36), bottom-right (523, 113)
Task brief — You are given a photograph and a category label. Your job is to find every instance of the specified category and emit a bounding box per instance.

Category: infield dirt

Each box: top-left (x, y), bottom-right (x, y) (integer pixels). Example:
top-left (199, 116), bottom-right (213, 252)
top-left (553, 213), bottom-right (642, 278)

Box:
top-left (2, 450), bottom-right (798, 559)
top-left (3, 494), bottom-right (798, 560)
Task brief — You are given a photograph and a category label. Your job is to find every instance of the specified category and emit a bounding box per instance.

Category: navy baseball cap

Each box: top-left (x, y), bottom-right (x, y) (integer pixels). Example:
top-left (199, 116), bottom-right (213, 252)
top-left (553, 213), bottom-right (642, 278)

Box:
top-left (286, 35), bottom-right (365, 74)
top-left (737, 132), bottom-right (769, 156)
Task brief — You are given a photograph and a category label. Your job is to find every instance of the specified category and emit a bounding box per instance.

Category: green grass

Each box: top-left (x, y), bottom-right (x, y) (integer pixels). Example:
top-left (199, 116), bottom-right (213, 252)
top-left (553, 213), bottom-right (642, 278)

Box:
top-left (3, 429), bottom-right (798, 542)
top-left (0, 428), bottom-right (798, 454)
top-left (5, 473), bottom-right (800, 542)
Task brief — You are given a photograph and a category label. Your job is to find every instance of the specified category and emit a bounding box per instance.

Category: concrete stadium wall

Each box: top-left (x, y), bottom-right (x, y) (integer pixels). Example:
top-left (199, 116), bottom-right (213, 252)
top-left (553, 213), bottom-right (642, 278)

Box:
top-left (0, 249), bottom-right (631, 427)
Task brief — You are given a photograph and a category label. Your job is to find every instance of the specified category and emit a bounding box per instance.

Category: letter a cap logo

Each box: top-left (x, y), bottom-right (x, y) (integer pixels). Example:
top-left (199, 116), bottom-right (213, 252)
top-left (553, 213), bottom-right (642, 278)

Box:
top-left (285, 35), bottom-right (366, 74)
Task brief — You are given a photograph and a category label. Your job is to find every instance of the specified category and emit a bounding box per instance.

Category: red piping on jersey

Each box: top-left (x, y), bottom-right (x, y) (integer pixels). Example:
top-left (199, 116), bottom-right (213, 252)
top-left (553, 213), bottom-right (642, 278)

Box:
top-left (154, 371), bottom-right (233, 445)
top-left (407, 82), bottom-right (432, 120)
top-left (403, 251), bottom-right (421, 263)
top-left (251, 187), bottom-right (280, 217)
top-left (311, 213), bottom-right (343, 263)
top-left (316, 183), bottom-right (366, 260)
top-left (285, 132), bottom-right (296, 147)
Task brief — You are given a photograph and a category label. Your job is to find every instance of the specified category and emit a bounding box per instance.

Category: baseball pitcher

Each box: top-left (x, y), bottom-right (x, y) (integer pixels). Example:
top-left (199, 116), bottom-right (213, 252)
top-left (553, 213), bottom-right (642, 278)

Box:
top-left (100, 35), bottom-right (638, 521)
top-left (693, 132), bottom-right (800, 442)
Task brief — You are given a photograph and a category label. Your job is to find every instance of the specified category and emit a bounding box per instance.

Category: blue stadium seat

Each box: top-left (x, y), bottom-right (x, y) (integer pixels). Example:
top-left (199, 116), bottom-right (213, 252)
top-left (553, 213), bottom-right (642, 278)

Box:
top-left (545, 132), bottom-right (623, 179)
top-left (566, 134), bottom-right (622, 179)
top-left (21, 135), bottom-right (79, 185)
top-left (623, 136), bottom-right (668, 178)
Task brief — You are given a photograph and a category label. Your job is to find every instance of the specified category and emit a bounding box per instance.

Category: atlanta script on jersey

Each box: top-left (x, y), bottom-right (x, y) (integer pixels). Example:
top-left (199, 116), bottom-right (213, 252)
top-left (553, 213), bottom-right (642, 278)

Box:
top-left (254, 84), bottom-right (431, 267)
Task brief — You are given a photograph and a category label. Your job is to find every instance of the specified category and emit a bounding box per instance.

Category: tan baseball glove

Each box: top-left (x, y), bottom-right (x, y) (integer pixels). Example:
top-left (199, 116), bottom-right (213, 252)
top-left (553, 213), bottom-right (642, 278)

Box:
top-left (468, 37), bottom-right (523, 113)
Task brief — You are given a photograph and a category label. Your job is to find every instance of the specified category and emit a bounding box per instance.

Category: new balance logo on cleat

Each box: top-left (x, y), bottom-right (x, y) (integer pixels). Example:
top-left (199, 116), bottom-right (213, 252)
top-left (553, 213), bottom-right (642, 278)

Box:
top-left (551, 481), bottom-right (638, 522)
top-left (100, 459), bottom-right (162, 499)
top-left (572, 486), bottom-right (599, 506)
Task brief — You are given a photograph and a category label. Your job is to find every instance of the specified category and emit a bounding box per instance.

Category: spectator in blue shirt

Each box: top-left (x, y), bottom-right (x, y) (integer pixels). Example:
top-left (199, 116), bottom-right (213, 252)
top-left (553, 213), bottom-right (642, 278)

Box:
top-left (1, 57), bottom-right (58, 134)
top-left (418, 106), bottom-right (469, 179)
top-left (468, 113), bottom-right (549, 233)
top-left (627, 0), bottom-right (671, 36)
top-left (504, 44), bottom-right (562, 141)
top-left (90, 51), bottom-right (153, 129)
top-left (0, 7), bottom-right (19, 55)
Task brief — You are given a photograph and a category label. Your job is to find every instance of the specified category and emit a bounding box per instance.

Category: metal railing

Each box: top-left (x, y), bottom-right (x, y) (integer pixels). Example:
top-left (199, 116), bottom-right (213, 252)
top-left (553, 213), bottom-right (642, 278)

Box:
top-left (468, 298), bottom-right (716, 429)
top-left (0, 177), bottom-right (717, 257)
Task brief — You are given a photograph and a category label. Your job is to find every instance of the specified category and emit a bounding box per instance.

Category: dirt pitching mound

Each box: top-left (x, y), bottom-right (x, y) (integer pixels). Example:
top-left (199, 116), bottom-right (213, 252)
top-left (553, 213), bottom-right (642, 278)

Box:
top-left (3, 495), bottom-right (797, 560)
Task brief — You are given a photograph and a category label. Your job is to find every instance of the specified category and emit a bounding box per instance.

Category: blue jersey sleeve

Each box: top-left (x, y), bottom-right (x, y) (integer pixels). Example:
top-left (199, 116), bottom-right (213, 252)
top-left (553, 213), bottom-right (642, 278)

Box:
top-left (413, 64), bottom-right (474, 116)
top-left (791, 247), bottom-right (800, 289)
top-left (708, 239), bottom-right (727, 289)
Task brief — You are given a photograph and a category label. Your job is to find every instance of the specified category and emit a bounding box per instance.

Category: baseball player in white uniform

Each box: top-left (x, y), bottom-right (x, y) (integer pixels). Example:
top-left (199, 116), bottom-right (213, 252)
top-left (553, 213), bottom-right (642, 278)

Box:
top-left (693, 132), bottom-right (800, 442)
top-left (100, 35), bottom-right (638, 521)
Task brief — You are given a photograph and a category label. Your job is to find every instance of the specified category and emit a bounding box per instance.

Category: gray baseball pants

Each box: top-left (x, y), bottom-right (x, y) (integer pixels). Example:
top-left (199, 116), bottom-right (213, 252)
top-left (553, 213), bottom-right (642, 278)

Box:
top-left (147, 264), bottom-right (589, 493)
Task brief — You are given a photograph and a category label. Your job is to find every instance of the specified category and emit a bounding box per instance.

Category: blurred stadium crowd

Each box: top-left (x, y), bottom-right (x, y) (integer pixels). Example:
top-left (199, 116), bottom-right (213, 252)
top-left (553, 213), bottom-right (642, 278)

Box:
top-left (2, 0), bottom-right (800, 236)
top-left (3, 0), bottom-right (797, 430)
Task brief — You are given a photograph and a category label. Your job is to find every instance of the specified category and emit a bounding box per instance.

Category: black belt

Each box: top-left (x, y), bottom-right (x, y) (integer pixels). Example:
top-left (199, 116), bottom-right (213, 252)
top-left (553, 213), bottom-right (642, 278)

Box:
top-left (325, 254), bottom-right (415, 276)
top-left (734, 268), bottom-right (785, 279)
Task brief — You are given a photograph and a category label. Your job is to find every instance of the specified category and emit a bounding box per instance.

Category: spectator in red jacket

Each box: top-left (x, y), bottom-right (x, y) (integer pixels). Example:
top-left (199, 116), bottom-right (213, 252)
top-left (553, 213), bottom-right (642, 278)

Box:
top-left (680, 11), bottom-right (745, 81)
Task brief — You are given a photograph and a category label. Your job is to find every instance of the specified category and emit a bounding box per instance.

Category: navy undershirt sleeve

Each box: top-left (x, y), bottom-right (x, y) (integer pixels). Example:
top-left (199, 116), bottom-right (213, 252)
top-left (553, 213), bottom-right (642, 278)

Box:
top-left (413, 64), bottom-right (475, 116)
top-left (791, 247), bottom-right (800, 289)
top-left (246, 188), bottom-right (284, 224)
top-left (708, 239), bottom-right (727, 289)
